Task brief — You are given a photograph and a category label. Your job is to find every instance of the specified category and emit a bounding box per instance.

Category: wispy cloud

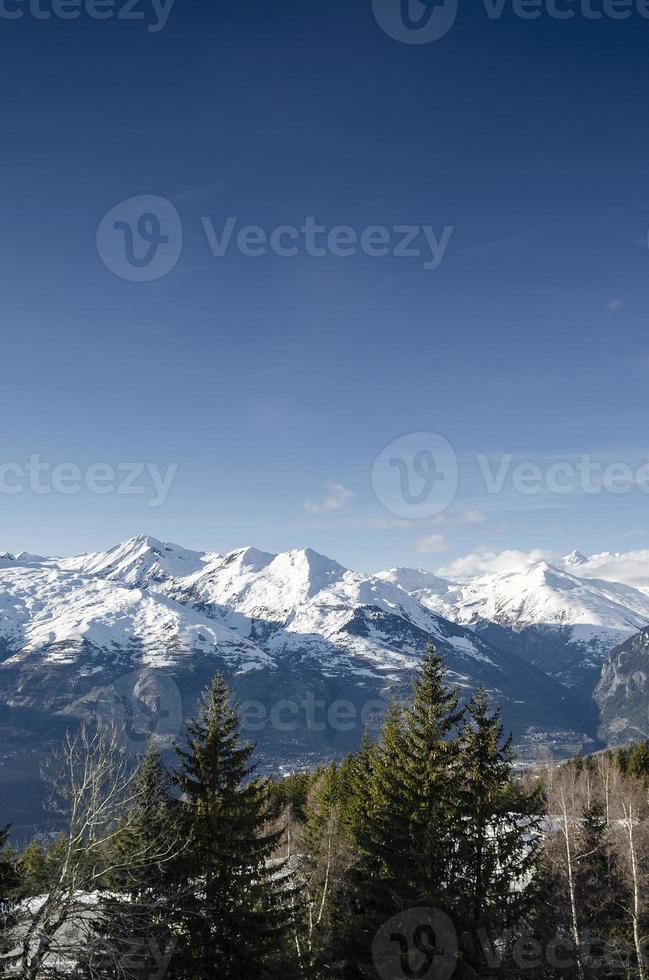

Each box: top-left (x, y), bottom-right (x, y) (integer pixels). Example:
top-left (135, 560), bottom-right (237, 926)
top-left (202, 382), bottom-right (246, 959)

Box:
top-left (438, 547), bottom-right (552, 579)
top-left (413, 533), bottom-right (449, 554)
top-left (607, 298), bottom-right (624, 314)
top-left (303, 482), bottom-right (354, 515)
top-left (433, 509), bottom-right (486, 527)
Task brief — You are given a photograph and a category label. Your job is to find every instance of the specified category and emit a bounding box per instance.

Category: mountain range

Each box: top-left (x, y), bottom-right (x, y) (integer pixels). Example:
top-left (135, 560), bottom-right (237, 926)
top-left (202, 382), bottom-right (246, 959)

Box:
top-left (1, 534), bottom-right (648, 832)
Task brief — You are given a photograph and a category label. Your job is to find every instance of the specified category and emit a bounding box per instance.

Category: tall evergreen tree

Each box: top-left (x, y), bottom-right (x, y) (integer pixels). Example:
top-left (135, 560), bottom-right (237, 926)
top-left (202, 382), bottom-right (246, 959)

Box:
top-left (344, 645), bottom-right (465, 977)
top-left (170, 673), bottom-right (295, 979)
top-left (338, 731), bottom-right (377, 841)
top-left (626, 742), bottom-right (649, 782)
top-left (454, 688), bottom-right (543, 977)
top-left (574, 798), bottom-right (628, 977)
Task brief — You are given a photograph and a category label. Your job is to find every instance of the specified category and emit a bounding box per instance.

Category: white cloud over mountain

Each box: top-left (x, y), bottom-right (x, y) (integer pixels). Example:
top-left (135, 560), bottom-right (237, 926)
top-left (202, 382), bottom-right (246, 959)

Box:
top-left (303, 482), bottom-right (354, 514)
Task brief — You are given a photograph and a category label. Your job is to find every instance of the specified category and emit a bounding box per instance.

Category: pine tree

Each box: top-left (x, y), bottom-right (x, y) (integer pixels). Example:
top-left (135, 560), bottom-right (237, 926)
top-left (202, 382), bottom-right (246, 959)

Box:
top-left (574, 797), bottom-right (628, 975)
top-left (17, 840), bottom-right (49, 898)
top-left (170, 673), bottom-right (295, 979)
top-left (454, 688), bottom-right (543, 977)
top-left (338, 730), bottom-right (377, 840)
top-left (344, 645), bottom-right (465, 977)
top-left (614, 747), bottom-right (629, 776)
top-left (626, 741), bottom-right (649, 782)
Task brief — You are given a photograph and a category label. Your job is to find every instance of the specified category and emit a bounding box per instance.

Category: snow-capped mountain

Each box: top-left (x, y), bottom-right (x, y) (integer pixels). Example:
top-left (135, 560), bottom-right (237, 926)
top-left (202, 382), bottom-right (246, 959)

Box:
top-left (59, 534), bottom-right (207, 587)
top-left (0, 535), bottom-right (601, 829)
top-left (378, 554), bottom-right (649, 691)
top-left (0, 536), bottom-right (575, 710)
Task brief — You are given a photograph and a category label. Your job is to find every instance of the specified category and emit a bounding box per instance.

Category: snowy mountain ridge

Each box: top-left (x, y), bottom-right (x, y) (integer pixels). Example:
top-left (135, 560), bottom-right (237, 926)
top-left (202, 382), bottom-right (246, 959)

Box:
top-left (377, 552), bottom-right (649, 691)
top-left (3, 534), bottom-right (646, 827)
top-left (3, 537), bottom-right (649, 671)
top-left (0, 536), bottom-right (504, 680)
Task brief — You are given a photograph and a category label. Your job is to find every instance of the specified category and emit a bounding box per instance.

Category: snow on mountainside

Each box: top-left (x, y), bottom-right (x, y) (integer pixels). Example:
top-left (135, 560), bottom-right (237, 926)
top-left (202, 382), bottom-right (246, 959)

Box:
top-left (59, 533), bottom-right (207, 587)
top-left (560, 550), bottom-right (649, 597)
top-left (0, 537), bottom-right (592, 741)
top-left (375, 567), bottom-right (462, 622)
top-left (0, 536), bottom-right (617, 828)
top-left (449, 561), bottom-right (649, 635)
top-left (53, 538), bottom-right (513, 680)
top-left (377, 553), bottom-right (649, 692)
top-left (378, 557), bottom-right (649, 634)
top-left (0, 561), bottom-right (270, 674)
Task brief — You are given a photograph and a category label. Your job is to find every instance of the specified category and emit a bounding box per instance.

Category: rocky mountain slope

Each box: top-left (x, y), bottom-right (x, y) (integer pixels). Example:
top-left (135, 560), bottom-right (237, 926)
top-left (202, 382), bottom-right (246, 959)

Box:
top-left (0, 536), bottom-right (600, 831)
top-left (595, 627), bottom-right (649, 744)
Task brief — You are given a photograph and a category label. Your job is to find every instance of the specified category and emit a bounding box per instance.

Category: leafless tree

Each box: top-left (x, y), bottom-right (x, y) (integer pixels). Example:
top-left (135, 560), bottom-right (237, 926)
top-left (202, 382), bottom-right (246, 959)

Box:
top-left (609, 775), bottom-right (649, 980)
top-left (543, 762), bottom-right (586, 979)
top-left (290, 772), bottom-right (357, 973)
top-left (5, 724), bottom-right (182, 980)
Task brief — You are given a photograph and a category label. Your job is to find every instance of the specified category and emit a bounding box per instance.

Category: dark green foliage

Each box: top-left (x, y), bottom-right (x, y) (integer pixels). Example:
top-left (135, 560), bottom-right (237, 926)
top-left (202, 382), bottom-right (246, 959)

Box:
top-left (267, 770), bottom-right (314, 823)
top-left (169, 673), bottom-right (296, 979)
top-left (454, 688), bottom-right (543, 977)
top-left (339, 645), bottom-right (467, 976)
top-left (15, 657), bottom-right (649, 978)
top-left (626, 741), bottom-right (649, 781)
top-left (17, 840), bottom-right (49, 898)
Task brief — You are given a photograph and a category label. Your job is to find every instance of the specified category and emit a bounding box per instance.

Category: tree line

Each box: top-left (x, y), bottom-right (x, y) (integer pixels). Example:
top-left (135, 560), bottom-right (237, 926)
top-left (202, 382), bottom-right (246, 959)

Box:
top-left (1, 645), bottom-right (649, 978)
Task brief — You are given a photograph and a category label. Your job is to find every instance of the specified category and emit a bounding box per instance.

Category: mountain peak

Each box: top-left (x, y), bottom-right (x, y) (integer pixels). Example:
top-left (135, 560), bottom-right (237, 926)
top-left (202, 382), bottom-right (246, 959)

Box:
top-left (222, 546), bottom-right (276, 572)
top-left (59, 534), bottom-right (206, 585)
top-left (563, 550), bottom-right (588, 566)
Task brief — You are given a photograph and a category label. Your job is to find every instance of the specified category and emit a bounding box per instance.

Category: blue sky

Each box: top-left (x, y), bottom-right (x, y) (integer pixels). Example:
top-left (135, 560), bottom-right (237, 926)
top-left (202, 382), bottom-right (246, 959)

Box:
top-left (1, 0), bottom-right (648, 571)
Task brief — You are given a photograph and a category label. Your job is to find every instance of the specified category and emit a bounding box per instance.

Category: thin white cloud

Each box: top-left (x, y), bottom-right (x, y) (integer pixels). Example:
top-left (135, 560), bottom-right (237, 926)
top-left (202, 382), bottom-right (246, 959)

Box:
top-left (303, 482), bottom-right (354, 515)
top-left (437, 548), bottom-right (552, 580)
top-left (436, 545), bottom-right (649, 594)
top-left (414, 533), bottom-right (449, 554)
top-left (607, 298), bottom-right (624, 314)
top-left (433, 509), bottom-right (486, 527)
top-left (575, 549), bottom-right (649, 594)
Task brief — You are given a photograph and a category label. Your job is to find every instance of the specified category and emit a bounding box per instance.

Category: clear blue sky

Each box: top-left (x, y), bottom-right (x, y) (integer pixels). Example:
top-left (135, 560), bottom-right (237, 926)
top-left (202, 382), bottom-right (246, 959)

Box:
top-left (1, 0), bottom-right (648, 570)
